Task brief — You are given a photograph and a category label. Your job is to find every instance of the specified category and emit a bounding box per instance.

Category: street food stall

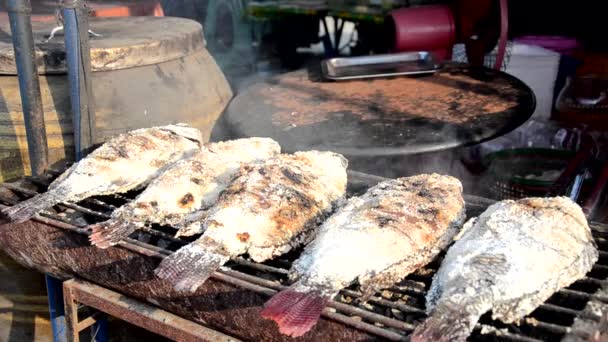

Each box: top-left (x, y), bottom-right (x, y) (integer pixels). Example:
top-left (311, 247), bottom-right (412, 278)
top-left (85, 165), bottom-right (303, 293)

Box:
top-left (0, 0), bottom-right (607, 341)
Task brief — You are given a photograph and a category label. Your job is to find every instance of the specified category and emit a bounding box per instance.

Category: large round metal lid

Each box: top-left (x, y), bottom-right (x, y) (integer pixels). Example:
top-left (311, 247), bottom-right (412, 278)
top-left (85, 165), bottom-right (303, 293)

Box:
top-left (0, 16), bottom-right (205, 74)
top-left (224, 64), bottom-right (535, 156)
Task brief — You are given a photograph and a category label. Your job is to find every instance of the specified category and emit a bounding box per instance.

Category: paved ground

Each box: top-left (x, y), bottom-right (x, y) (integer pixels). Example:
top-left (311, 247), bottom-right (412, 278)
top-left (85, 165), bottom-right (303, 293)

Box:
top-left (0, 251), bottom-right (173, 342)
top-left (0, 252), bottom-right (52, 342)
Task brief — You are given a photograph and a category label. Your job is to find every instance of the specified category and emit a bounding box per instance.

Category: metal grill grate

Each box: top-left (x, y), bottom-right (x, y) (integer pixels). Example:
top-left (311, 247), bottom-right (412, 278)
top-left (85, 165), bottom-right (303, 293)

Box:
top-left (1, 171), bottom-right (607, 341)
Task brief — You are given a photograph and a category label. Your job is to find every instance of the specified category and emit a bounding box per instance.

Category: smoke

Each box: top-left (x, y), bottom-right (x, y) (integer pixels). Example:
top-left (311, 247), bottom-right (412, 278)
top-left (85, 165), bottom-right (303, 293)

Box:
top-left (169, 3), bottom-right (493, 198)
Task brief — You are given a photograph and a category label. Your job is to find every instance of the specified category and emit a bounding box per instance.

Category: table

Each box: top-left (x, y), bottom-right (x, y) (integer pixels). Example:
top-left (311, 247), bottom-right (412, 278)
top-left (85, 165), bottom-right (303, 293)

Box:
top-left (62, 279), bottom-right (237, 342)
top-left (224, 64), bottom-right (535, 156)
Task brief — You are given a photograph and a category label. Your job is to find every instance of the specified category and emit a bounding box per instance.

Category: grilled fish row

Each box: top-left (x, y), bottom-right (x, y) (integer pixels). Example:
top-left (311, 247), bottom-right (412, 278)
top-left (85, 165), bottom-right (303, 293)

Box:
top-left (154, 150), bottom-right (349, 293)
top-left (2, 125), bottom-right (597, 342)
top-left (2, 124), bottom-right (285, 241)
top-left (1, 124), bottom-right (351, 272)
top-left (89, 137), bottom-right (281, 248)
top-left (2, 124), bottom-right (203, 223)
top-left (412, 196), bottom-right (598, 342)
top-left (261, 192), bottom-right (597, 339)
top-left (262, 174), bottom-right (466, 337)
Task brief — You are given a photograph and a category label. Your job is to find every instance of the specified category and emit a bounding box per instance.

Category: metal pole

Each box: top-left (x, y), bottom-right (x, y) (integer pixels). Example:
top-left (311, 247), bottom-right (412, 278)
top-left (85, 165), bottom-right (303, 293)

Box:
top-left (6, 0), bottom-right (49, 175)
top-left (63, 0), bottom-right (96, 161)
top-left (45, 275), bottom-right (68, 342)
top-left (44, 3), bottom-right (102, 341)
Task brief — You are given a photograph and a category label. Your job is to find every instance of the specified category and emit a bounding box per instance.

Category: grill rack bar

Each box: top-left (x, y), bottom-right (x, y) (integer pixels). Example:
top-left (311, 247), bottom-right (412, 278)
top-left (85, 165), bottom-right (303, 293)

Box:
top-left (1, 181), bottom-right (607, 341)
top-left (1, 183), bottom-right (112, 220)
top-left (220, 268), bottom-right (418, 332)
top-left (209, 272), bottom-right (410, 341)
top-left (229, 245), bottom-right (604, 339)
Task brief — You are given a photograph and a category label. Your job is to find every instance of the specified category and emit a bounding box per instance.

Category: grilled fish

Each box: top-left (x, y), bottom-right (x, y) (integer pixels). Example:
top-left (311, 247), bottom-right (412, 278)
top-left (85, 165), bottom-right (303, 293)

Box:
top-left (412, 197), bottom-right (598, 342)
top-left (261, 174), bottom-right (466, 337)
top-left (88, 137), bottom-right (281, 248)
top-left (2, 124), bottom-right (202, 223)
top-left (154, 151), bottom-right (348, 293)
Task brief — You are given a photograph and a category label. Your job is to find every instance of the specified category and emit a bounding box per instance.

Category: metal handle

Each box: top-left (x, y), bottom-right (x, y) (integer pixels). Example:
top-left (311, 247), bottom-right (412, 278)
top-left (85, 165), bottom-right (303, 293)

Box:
top-left (576, 91), bottom-right (606, 106)
top-left (494, 0), bottom-right (509, 70)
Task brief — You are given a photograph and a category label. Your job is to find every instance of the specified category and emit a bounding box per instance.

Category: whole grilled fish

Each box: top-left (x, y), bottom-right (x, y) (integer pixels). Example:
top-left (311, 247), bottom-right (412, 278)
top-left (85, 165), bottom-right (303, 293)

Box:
top-left (412, 197), bottom-right (598, 342)
top-left (262, 174), bottom-right (466, 337)
top-left (88, 137), bottom-right (281, 248)
top-left (2, 124), bottom-right (202, 223)
top-left (154, 151), bottom-right (348, 293)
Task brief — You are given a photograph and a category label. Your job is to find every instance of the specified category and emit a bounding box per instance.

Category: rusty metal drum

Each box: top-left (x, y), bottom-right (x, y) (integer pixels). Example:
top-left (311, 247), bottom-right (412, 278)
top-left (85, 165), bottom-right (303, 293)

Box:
top-left (0, 17), bottom-right (233, 182)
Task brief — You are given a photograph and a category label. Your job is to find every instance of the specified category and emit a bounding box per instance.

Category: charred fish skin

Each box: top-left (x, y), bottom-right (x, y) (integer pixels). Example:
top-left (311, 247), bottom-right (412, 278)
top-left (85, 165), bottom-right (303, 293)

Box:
top-left (262, 174), bottom-right (466, 337)
top-left (172, 138), bottom-right (282, 237)
top-left (154, 151), bottom-right (348, 293)
top-left (2, 124), bottom-right (202, 223)
top-left (412, 197), bottom-right (598, 342)
top-left (88, 137), bottom-right (281, 248)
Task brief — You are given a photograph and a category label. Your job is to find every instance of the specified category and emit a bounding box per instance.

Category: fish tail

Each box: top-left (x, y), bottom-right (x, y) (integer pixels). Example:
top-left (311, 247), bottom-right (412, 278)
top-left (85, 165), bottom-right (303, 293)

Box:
top-left (261, 287), bottom-right (328, 337)
top-left (411, 303), bottom-right (477, 342)
top-left (1, 191), bottom-right (62, 223)
top-left (154, 243), bottom-right (229, 293)
top-left (89, 219), bottom-right (136, 249)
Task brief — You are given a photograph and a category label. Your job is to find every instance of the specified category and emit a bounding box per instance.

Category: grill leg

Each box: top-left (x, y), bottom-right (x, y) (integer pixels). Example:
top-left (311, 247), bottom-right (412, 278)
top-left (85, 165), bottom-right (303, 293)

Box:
top-left (45, 275), bottom-right (67, 342)
top-left (63, 283), bottom-right (79, 342)
top-left (61, 278), bottom-right (233, 341)
top-left (63, 280), bottom-right (110, 342)
top-left (91, 314), bottom-right (109, 342)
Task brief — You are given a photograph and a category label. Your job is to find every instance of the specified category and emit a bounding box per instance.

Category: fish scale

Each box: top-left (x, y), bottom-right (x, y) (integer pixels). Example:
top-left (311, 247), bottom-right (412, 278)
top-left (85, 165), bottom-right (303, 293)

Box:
top-left (154, 150), bottom-right (349, 294)
top-left (412, 197), bottom-right (599, 342)
top-left (1, 124), bottom-right (203, 223)
top-left (293, 174), bottom-right (465, 296)
top-left (261, 174), bottom-right (466, 337)
top-left (88, 137), bottom-right (281, 248)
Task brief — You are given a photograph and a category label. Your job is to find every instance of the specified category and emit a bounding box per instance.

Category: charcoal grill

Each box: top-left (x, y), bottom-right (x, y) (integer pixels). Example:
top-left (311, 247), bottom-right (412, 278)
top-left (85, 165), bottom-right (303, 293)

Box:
top-left (0, 170), bottom-right (607, 341)
top-left (223, 64), bottom-right (536, 156)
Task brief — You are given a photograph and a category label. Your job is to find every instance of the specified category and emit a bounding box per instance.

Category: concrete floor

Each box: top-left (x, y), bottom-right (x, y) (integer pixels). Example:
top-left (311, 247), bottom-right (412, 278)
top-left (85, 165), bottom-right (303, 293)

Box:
top-left (0, 252), bottom-right (171, 342)
top-left (0, 252), bottom-right (52, 342)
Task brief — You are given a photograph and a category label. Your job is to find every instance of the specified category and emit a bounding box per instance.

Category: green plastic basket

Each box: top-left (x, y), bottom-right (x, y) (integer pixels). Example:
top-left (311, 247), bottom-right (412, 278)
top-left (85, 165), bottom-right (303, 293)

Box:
top-left (482, 148), bottom-right (576, 200)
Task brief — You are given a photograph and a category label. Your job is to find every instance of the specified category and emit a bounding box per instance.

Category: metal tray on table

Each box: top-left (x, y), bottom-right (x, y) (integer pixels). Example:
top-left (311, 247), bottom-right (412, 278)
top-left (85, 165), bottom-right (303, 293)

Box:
top-left (321, 51), bottom-right (441, 81)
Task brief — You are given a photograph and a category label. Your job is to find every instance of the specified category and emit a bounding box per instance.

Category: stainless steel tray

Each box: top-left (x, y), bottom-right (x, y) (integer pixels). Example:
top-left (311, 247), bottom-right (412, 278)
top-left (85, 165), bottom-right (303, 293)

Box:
top-left (321, 52), bottom-right (440, 81)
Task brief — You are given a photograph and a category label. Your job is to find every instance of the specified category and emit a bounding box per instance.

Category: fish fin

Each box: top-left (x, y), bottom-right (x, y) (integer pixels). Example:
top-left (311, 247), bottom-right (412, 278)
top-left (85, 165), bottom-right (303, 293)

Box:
top-left (411, 304), bottom-right (477, 342)
top-left (261, 288), bottom-right (328, 337)
top-left (89, 219), bottom-right (136, 249)
top-left (154, 243), bottom-right (229, 293)
top-left (1, 191), bottom-right (61, 223)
